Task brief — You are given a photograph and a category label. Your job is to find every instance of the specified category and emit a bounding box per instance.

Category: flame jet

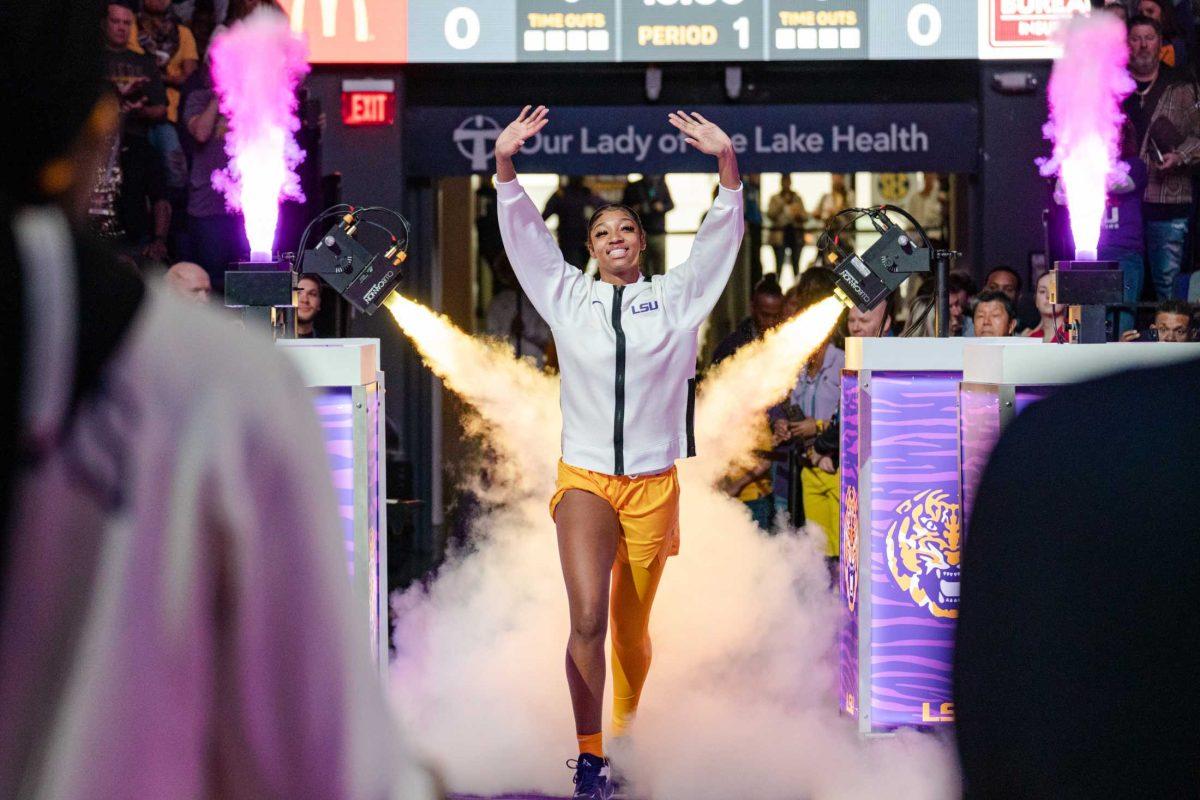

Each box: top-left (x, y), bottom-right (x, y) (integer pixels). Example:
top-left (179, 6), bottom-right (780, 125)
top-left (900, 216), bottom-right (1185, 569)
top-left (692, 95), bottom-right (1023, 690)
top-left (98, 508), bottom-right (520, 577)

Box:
top-left (382, 292), bottom-right (956, 799)
top-left (1039, 13), bottom-right (1134, 260)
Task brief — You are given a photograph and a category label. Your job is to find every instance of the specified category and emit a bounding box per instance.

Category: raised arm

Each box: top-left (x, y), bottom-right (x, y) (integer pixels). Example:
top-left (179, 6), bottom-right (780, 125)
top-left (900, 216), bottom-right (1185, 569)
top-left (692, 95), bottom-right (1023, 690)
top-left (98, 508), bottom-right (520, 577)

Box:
top-left (661, 111), bottom-right (744, 330)
top-left (669, 110), bottom-right (740, 190)
top-left (494, 104), bottom-right (549, 183)
top-left (494, 106), bottom-right (589, 326)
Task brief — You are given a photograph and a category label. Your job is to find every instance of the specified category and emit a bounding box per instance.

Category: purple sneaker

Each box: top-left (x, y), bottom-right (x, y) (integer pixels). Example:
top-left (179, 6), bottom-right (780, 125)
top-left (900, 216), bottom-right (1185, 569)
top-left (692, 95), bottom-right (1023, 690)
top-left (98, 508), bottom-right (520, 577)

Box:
top-left (569, 753), bottom-right (613, 800)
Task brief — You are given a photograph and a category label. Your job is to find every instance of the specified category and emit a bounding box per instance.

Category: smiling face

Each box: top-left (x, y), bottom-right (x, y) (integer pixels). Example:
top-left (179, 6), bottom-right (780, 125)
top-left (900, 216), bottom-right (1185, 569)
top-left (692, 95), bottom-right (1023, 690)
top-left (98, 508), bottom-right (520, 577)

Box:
top-left (587, 207), bottom-right (646, 280)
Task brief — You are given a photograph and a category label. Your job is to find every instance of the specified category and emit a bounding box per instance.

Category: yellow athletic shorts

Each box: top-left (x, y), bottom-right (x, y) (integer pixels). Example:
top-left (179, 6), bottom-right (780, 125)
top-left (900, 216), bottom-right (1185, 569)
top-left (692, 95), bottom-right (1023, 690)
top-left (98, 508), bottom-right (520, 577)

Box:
top-left (549, 460), bottom-right (681, 568)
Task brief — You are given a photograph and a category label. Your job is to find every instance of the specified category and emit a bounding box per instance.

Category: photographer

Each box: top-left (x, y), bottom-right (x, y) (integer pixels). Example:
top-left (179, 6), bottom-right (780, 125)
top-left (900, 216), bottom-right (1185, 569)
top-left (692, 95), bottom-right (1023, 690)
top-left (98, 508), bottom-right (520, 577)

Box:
top-left (1120, 298), bottom-right (1196, 341)
top-left (769, 269), bottom-right (843, 561)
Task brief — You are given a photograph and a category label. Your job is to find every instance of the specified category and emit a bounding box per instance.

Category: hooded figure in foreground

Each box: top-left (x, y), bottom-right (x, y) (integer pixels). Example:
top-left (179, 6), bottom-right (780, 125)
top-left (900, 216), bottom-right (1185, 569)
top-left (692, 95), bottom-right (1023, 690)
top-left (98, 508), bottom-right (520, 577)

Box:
top-left (0, 4), bottom-right (434, 798)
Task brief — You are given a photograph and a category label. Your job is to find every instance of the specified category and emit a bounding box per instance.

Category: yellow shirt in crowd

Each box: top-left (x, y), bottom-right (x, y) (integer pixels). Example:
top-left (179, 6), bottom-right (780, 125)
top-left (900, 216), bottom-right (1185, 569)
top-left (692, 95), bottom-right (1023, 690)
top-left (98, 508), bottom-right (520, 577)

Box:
top-left (128, 21), bottom-right (198, 123)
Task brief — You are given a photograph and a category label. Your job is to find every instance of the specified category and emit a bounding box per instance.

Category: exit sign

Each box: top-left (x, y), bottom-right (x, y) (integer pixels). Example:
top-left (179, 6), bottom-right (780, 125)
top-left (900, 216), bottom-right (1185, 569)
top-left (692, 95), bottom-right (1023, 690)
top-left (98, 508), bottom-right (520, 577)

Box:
top-left (341, 79), bottom-right (396, 127)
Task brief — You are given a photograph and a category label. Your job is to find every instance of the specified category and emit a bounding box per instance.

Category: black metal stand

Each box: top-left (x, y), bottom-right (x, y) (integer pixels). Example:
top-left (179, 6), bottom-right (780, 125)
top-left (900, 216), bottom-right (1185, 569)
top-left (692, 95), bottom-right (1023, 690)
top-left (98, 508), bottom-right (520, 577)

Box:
top-left (933, 249), bottom-right (960, 338)
top-left (787, 445), bottom-right (805, 530)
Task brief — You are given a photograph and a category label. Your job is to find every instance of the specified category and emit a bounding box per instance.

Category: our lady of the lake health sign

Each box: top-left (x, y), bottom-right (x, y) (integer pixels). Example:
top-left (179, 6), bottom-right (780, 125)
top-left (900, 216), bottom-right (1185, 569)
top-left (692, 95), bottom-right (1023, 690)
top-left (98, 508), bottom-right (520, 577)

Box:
top-left (405, 104), bottom-right (979, 176)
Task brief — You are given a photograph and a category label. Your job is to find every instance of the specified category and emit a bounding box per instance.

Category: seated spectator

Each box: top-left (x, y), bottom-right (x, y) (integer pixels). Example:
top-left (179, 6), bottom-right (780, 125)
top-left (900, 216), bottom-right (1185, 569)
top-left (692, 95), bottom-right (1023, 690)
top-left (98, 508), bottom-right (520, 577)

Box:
top-left (164, 260), bottom-right (211, 302)
top-left (1026, 271), bottom-right (1067, 343)
top-left (984, 266), bottom-right (1020, 301)
top-left (1120, 299), bottom-right (1195, 341)
top-left (486, 253), bottom-right (552, 366)
top-left (296, 274), bottom-right (322, 338)
top-left (131, 0), bottom-right (198, 193)
top-left (950, 272), bottom-right (977, 336)
top-left (846, 292), bottom-right (894, 338)
top-left (984, 265), bottom-right (1037, 327)
top-left (905, 271), bottom-right (975, 336)
top-left (973, 289), bottom-right (1018, 337)
top-left (711, 274), bottom-right (785, 364)
top-left (102, 1), bottom-right (171, 265)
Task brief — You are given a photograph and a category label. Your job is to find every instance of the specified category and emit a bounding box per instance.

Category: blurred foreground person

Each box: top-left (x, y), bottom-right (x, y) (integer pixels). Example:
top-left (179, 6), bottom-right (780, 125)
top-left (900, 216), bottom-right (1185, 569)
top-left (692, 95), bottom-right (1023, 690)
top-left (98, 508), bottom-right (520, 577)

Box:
top-left (0, 5), bottom-right (435, 799)
top-left (954, 360), bottom-right (1200, 798)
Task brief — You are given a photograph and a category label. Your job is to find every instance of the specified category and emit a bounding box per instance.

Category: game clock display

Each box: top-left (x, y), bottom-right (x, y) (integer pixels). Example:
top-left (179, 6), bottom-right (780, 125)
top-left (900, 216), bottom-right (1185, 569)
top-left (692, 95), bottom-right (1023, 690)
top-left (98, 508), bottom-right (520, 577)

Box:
top-left (292, 0), bottom-right (1079, 64)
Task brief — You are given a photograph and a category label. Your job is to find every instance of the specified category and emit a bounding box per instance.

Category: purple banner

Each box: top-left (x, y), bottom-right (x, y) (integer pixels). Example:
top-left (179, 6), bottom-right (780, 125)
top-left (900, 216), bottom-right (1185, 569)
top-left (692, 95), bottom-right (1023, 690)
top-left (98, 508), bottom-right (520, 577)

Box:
top-left (1015, 385), bottom-right (1056, 414)
top-left (366, 383), bottom-right (382, 663)
top-left (960, 383), bottom-right (1057, 528)
top-left (958, 384), bottom-right (1000, 530)
top-left (839, 371), bottom-right (861, 719)
top-left (865, 372), bottom-right (960, 728)
top-left (314, 387), bottom-right (357, 580)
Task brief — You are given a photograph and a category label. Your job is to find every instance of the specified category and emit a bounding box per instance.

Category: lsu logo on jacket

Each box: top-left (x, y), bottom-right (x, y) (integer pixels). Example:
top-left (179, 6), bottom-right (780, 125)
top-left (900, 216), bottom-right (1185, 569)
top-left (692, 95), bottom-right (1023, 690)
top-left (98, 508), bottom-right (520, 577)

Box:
top-left (631, 300), bottom-right (660, 315)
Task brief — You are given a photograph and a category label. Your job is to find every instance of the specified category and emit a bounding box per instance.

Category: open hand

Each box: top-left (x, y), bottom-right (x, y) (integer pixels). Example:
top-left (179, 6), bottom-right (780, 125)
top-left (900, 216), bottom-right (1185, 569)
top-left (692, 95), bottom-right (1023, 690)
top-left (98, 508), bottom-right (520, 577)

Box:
top-left (668, 110), bottom-right (732, 157)
top-left (495, 105), bottom-right (549, 161)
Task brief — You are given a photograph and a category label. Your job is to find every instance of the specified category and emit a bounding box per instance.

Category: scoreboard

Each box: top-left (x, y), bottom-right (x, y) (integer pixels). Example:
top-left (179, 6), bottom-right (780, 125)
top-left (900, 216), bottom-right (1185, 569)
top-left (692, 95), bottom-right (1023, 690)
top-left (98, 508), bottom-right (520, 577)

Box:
top-left (286, 0), bottom-right (1092, 64)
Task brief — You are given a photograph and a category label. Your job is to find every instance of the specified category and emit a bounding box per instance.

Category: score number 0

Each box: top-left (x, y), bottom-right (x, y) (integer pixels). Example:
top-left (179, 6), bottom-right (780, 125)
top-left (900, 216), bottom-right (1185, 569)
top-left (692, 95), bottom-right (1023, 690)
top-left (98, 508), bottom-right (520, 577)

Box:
top-left (444, 6), bottom-right (481, 50)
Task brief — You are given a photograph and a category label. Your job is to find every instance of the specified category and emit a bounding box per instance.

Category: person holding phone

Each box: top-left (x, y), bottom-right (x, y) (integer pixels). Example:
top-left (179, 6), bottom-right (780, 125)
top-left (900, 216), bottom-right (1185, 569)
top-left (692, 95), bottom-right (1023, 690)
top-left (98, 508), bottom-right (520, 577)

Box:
top-left (1123, 15), bottom-right (1200, 300)
top-left (1120, 299), bottom-right (1195, 341)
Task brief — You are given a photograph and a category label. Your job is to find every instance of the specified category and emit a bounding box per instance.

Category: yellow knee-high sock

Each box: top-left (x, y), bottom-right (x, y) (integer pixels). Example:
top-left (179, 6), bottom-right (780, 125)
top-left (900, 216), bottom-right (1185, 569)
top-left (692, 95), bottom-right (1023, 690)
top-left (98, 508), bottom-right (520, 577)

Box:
top-left (610, 557), bottom-right (666, 736)
top-left (577, 731), bottom-right (604, 758)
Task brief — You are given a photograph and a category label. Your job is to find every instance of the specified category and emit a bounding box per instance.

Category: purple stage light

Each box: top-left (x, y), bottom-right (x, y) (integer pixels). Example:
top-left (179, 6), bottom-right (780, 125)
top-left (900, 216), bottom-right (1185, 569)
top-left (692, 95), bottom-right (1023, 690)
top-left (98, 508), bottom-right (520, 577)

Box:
top-left (1039, 13), bottom-right (1133, 261)
top-left (209, 9), bottom-right (311, 261)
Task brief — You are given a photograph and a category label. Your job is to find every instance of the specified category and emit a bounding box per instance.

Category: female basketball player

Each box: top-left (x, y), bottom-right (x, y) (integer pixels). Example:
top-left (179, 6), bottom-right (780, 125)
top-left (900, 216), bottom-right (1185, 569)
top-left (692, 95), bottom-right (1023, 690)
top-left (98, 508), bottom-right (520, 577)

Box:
top-left (495, 105), bottom-right (742, 800)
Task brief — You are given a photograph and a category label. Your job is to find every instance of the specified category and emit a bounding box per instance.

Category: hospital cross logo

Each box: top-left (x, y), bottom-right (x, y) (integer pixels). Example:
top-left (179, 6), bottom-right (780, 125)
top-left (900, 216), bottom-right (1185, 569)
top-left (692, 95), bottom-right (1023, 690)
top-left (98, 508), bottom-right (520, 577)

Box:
top-left (454, 115), bottom-right (502, 171)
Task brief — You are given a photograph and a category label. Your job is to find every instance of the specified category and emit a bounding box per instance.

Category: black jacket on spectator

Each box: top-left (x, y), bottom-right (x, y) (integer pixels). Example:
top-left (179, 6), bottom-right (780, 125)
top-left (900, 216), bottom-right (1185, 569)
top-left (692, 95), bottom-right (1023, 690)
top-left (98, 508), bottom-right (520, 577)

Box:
top-left (710, 316), bottom-right (759, 365)
top-left (954, 357), bottom-right (1200, 799)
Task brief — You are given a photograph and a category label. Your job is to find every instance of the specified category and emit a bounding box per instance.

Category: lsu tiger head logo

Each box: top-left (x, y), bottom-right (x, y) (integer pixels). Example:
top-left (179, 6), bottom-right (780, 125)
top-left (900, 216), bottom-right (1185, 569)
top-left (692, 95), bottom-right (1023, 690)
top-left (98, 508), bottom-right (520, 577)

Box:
top-left (842, 485), bottom-right (859, 612)
top-left (885, 488), bottom-right (961, 619)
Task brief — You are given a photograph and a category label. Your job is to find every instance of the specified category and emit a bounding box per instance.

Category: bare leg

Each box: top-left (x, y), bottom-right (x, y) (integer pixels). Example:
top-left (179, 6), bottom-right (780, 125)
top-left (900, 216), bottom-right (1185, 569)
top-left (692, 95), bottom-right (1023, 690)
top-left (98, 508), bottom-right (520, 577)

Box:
top-left (556, 489), bottom-right (620, 737)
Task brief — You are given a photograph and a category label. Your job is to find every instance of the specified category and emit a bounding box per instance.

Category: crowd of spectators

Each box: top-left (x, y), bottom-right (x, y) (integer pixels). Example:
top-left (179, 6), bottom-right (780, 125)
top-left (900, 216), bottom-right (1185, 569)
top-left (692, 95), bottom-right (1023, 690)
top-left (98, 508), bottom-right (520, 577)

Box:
top-left (1042, 5), bottom-right (1200, 335)
top-left (94, 0), bottom-right (339, 331)
top-left (93, 2), bottom-right (326, 281)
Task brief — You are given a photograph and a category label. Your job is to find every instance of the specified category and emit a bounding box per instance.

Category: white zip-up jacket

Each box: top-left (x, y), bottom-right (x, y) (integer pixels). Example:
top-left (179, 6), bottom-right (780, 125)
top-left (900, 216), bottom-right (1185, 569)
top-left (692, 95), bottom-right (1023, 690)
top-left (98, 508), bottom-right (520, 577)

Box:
top-left (497, 178), bottom-right (744, 476)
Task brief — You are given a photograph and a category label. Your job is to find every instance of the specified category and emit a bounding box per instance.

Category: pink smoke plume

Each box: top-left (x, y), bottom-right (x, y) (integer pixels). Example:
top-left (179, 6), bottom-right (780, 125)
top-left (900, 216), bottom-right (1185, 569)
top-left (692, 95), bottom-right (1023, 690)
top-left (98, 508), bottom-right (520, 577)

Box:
top-left (209, 8), bottom-right (310, 261)
top-left (1039, 12), bottom-right (1133, 260)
